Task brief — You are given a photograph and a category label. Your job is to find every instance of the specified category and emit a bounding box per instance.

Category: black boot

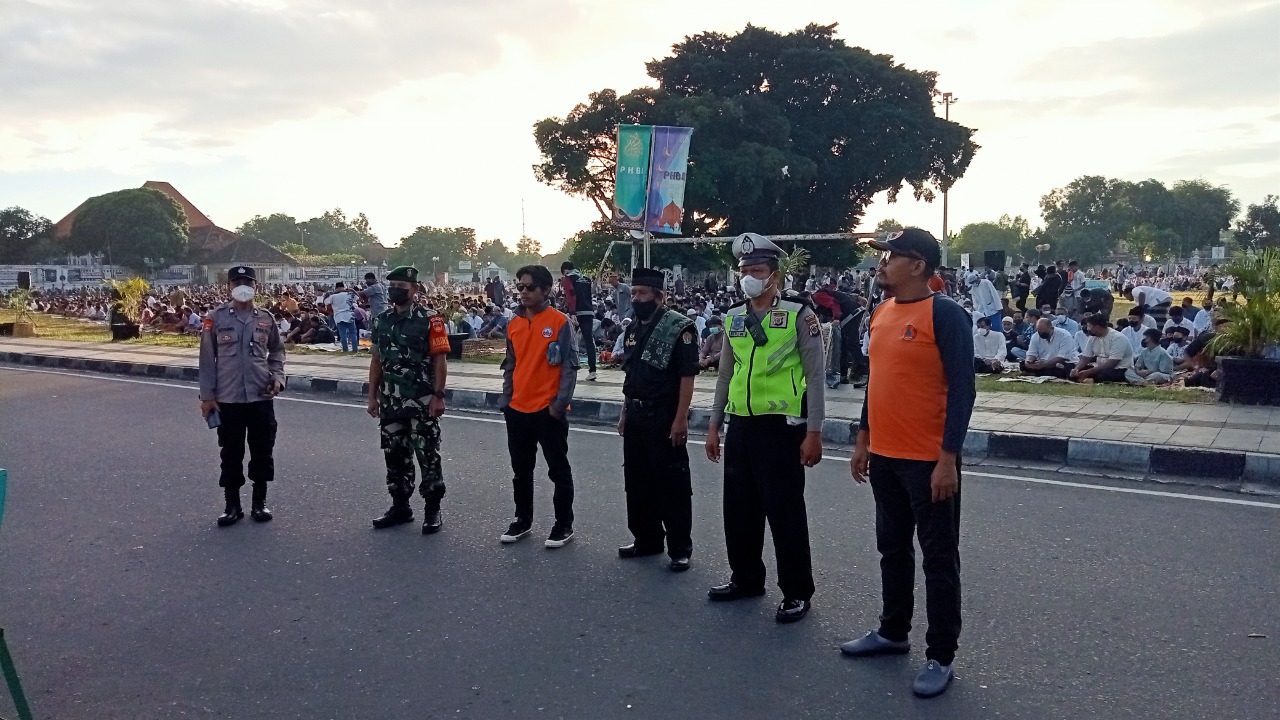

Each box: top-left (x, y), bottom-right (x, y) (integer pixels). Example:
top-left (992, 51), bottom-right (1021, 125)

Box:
top-left (217, 486), bottom-right (244, 527)
top-left (421, 498), bottom-right (442, 535)
top-left (372, 497), bottom-right (414, 529)
top-left (250, 482), bottom-right (273, 522)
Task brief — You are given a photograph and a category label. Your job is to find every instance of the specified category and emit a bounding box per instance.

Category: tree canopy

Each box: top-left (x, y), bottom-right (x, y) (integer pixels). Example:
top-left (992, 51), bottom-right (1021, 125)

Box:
top-left (68, 188), bottom-right (188, 271)
top-left (951, 215), bottom-right (1033, 259)
top-left (236, 212), bottom-right (302, 248)
top-left (1039, 176), bottom-right (1239, 265)
top-left (0, 206), bottom-right (55, 264)
top-left (389, 226), bottom-right (477, 274)
top-left (1235, 195), bottom-right (1280, 249)
top-left (533, 23), bottom-right (977, 269)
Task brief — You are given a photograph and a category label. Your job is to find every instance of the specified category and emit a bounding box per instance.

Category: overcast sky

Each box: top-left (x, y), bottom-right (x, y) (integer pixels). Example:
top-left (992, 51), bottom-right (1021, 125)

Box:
top-left (2, 0), bottom-right (1277, 253)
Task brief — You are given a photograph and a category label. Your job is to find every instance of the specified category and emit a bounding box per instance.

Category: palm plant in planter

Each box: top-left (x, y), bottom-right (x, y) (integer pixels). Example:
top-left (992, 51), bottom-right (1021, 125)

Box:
top-left (5, 289), bottom-right (36, 337)
top-left (106, 277), bottom-right (150, 341)
top-left (1208, 248), bottom-right (1280, 405)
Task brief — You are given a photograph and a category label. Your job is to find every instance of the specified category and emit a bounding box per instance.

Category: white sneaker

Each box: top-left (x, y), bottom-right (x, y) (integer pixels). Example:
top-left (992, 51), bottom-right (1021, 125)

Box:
top-left (585, 372), bottom-right (597, 381)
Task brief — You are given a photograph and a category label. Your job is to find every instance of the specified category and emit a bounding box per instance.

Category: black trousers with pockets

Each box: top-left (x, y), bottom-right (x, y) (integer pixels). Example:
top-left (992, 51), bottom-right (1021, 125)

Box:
top-left (504, 407), bottom-right (574, 526)
top-left (869, 453), bottom-right (962, 665)
top-left (722, 415), bottom-right (814, 600)
top-left (622, 399), bottom-right (693, 559)
top-left (216, 400), bottom-right (277, 489)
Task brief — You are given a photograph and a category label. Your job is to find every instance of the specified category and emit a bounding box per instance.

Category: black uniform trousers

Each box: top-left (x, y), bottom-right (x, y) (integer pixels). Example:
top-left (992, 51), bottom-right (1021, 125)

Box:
top-left (869, 453), bottom-right (962, 666)
top-left (722, 414), bottom-right (814, 601)
top-left (622, 399), bottom-right (693, 559)
top-left (503, 407), bottom-right (574, 526)
top-left (578, 315), bottom-right (596, 373)
top-left (216, 400), bottom-right (277, 489)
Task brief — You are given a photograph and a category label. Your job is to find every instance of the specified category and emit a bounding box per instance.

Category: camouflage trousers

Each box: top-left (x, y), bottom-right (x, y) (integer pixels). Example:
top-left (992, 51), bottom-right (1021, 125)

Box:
top-left (379, 415), bottom-right (445, 504)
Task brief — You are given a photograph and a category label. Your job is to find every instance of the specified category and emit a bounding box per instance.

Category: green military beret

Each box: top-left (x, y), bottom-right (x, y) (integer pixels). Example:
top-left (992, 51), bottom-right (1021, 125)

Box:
top-left (386, 265), bottom-right (419, 282)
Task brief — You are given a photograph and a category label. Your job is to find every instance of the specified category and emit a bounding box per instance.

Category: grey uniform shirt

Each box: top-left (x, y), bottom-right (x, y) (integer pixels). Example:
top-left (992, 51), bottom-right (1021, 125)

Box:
top-left (361, 282), bottom-right (387, 318)
top-left (199, 304), bottom-right (286, 403)
top-left (709, 298), bottom-right (826, 432)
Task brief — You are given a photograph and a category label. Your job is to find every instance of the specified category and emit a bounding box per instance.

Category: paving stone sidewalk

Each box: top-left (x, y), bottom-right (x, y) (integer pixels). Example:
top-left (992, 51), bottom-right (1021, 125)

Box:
top-left (3, 338), bottom-right (1278, 490)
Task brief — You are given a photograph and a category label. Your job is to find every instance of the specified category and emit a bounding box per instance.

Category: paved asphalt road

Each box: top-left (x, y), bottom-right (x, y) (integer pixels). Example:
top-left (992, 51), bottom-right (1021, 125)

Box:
top-left (0, 366), bottom-right (1277, 720)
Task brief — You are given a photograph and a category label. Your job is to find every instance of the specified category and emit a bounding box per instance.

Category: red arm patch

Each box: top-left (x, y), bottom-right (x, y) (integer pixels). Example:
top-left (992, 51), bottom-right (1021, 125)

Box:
top-left (428, 315), bottom-right (450, 353)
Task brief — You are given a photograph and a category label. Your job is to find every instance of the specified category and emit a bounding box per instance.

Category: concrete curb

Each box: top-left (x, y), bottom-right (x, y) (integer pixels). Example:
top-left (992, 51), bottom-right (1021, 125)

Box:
top-left (4, 350), bottom-right (1278, 493)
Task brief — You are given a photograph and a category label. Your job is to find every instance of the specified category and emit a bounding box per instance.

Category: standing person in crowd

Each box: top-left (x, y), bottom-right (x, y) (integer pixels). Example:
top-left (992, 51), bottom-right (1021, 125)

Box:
top-left (499, 265), bottom-right (579, 548)
top-left (1061, 260), bottom-right (1085, 318)
top-left (560, 261), bottom-right (598, 381)
top-left (1034, 264), bottom-right (1063, 314)
top-left (1071, 314), bottom-right (1135, 383)
top-left (609, 272), bottom-right (633, 319)
top-left (967, 271), bottom-right (1002, 328)
top-left (1125, 283), bottom-right (1173, 326)
top-left (199, 266), bottom-right (286, 527)
top-left (325, 282), bottom-right (358, 352)
top-left (845, 228), bottom-right (975, 700)
top-left (366, 266), bottom-right (452, 532)
top-left (1013, 263), bottom-right (1032, 312)
top-left (705, 233), bottom-right (825, 624)
top-left (615, 268), bottom-right (698, 571)
top-left (698, 316), bottom-right (724, 370)
top-left (358, 272), bottom-right (387, 319)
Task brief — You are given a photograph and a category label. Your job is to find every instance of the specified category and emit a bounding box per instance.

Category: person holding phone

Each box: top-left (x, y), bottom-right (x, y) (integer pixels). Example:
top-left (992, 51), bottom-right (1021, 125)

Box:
top-left (198, 266), bottom-right (287, 527)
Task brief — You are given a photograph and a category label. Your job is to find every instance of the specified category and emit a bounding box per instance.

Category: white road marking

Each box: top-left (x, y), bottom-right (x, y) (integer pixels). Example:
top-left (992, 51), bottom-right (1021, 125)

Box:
top-left (5, 365), bottom-right (1279, 510)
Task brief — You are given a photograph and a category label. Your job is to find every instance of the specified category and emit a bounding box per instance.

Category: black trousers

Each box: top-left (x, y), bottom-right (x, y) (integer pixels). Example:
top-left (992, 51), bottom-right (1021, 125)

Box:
top-left (216, 400), bottom-right (277, 489)
top-left (622, 400), bottom-right (693, 559)
top-left (503, 407), bottom-right (574, 526)
top-left (840, 316), bottom-right (863, 379)
top-left (1078, 364), bottom-right (1129, 383)
top-left (722, 415), bottom-right (814, 600)
top-left (1021, 362), bottom-right (1072, 379)
top-left (869, 453), bottom-right (962, 665)
top-left (578, 315), bottom-right (596, 372)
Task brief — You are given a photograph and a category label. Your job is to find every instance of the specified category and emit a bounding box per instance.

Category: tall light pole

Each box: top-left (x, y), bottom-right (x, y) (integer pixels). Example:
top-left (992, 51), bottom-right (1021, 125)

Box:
top-left (938, 91), bottom-right (957, 267)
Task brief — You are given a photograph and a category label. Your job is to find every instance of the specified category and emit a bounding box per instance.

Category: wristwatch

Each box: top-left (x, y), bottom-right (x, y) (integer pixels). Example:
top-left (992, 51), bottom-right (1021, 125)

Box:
top-left (432, 390), bottom-right (446, 399)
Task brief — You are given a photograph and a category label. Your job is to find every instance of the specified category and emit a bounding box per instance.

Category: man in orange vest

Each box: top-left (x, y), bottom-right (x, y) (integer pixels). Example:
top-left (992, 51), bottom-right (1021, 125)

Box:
top-left (497, 265), bottom-right (580, 548)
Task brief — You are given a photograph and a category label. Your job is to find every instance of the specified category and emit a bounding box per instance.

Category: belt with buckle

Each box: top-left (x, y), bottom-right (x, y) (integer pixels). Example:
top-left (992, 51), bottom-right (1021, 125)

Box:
top-left (626, 396), bottom-right (672, 409)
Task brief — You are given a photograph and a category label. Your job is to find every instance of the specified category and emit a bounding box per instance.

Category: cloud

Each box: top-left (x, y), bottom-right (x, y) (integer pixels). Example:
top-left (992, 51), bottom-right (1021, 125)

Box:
top-left (0, 0), bottom-right (583, 137)
top-left (1020, 2), bottom-right (1280, 111)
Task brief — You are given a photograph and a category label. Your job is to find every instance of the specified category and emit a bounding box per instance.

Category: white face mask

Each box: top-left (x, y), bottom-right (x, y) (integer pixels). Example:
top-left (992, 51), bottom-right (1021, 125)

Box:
top-left (980, 328), bottom-right (990, 335)
top-left (739, 273), bottom-right (772, 299)
top-left (230, 285), bottom-right (256, 302)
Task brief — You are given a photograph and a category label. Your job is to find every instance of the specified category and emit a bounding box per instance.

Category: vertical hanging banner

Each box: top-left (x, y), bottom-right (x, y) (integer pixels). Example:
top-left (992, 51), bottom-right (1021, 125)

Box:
top-left (612, 125), bottom-right (653, 231)
top-left (645, 126), bottom-right (693, 235)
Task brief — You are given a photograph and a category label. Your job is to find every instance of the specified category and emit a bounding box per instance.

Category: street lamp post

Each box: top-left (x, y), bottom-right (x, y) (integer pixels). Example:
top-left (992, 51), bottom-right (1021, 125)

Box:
top-left (431, 256), bottom-right (440, 277)
top-left (938, 91), bottom-right (958, 267)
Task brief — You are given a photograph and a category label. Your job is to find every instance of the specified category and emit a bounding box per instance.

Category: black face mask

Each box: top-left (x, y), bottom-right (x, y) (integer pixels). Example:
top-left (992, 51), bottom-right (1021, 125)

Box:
top-left (1038, 332), bottom-right (1053, 340)
top-left (389, 287), bottom-right (412, 305)
top-left (633, 300), bottom-right (659, 320)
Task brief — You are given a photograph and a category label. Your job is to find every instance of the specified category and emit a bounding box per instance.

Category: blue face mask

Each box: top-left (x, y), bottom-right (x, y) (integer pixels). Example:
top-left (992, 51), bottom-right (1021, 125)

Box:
top-left (709, 326), bottom-right (722, 335)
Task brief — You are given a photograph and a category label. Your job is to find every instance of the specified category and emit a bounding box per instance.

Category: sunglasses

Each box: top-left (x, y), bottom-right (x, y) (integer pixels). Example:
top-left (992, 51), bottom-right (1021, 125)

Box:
top-left (515, 283), bottom-right (543, 292)
top-left (878, 250), bottom-right (926, 265)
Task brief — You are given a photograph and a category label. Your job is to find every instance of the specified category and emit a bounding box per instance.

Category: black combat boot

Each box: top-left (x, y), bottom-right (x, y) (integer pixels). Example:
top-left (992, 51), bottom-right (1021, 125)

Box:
top-left (372, 496), bottom-right (414, 529)
top-left (217, 486), bottom-right (244, 527)
top-left (250, 482), bottom-right (273, 522)
top-left (421, 497), bottom-right (443, 535)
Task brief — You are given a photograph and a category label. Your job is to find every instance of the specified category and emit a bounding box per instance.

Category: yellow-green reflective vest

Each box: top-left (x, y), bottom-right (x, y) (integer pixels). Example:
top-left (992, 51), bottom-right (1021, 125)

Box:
top-left (724, 299), bottom-right (805, 417)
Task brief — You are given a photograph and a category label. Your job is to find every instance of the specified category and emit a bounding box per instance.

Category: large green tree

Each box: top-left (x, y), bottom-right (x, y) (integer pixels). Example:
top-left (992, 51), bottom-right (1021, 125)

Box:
top-left (1168, 179), bottom-right (1240, 254)
top-left (1235, 195), bottom-right (1280, 249)
top-left (533, 23), bottom-right (977, 268)
top-left (68, 188), bottom-right (188, 271)
top-left (390, 226), bottom-right (476, 273)
top-left (0, 206), bottom-right (55, 263)
top-left (951, 215), bottom-right (1033, 260)
top-left (297, 208), bottom-right (381, 255)
top-left (475, 238), bottom-right (516, 270)
top-left (236, 212), bottom-right (302, 248)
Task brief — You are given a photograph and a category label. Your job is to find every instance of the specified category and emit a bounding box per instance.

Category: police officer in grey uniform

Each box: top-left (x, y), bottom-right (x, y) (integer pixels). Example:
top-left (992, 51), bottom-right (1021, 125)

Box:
top-left (199, 266), bottom-right (286, 526)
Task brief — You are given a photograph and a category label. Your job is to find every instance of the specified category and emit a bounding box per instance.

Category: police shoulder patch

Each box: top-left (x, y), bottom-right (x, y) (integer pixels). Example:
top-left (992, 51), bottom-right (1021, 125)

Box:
top-left (805, 313), bottom-right (820, 337)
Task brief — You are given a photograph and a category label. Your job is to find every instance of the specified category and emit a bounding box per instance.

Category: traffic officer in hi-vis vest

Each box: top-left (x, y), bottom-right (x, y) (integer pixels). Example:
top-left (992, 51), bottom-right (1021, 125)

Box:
top-left (705, 233), bottom-right (826, 623)
top-left (199, 266), bottom-right (286, 527)
top-left (615, 267), bottom-right (699, 572)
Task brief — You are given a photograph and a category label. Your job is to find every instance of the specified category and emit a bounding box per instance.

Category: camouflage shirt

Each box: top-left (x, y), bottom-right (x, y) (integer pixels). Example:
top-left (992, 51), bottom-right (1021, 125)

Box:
top-left (372, 304), bottom-right (450, 413)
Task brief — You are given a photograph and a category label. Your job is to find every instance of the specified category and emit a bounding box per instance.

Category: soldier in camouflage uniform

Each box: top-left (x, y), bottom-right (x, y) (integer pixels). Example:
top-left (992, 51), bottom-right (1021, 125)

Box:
top-left (366, 265), bottom-right (453, 532)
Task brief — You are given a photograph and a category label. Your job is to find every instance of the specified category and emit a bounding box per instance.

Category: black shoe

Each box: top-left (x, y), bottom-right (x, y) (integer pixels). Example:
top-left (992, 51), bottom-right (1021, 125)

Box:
top-left (250, 483), bottom-right (273, 522)
top-left (421, 508), bottom-right (442, 534)
top-left (853, 378), bottom-right (868, 389)
top-left (372, 501), bottom-right (414, 529)
top-left (545, 524), bottom-right (574, 548)
top-left (775, 598), bottom-right (810, 623)
top-left (216, 487), bottom-right (243, 527)
top-left (839, 630), bottom-right (911, 657)
top-left (618, 543), bottom-right (664, 558)
top-left (500, 517), bottom-right (532, 543)
top-left (707, 581), bottom-right (766, 601)
top-left (669, 557), bottom-right (691, 572)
